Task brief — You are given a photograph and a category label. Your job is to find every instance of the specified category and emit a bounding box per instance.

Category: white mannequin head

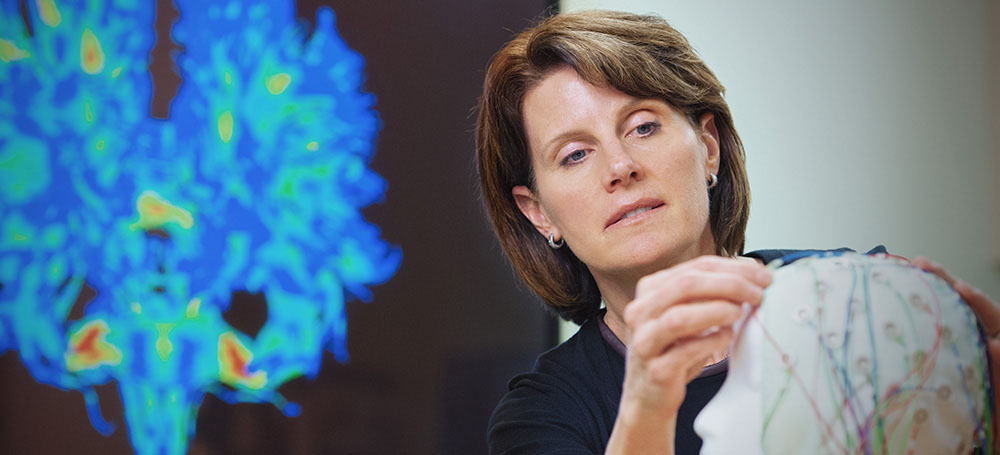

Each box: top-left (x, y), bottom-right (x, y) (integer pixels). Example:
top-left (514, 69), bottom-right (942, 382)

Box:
top-left (695, 252), bottom-right (992, 455)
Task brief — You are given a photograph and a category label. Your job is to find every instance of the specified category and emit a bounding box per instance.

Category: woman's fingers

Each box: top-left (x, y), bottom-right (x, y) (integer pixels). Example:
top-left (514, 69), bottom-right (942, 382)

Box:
top-left (619, 255), bottom-right (769, 415)
top-left (958, 283), bottom-right (1000, 336)
top-left (625, 258), bottom-right (770, 327)
top-left (641, 255), bottom-right (772, 289)
top-left (912, 256), bottom-right (1000, 335)
top-left (629, 301), bottom-right (743, 359)
top-left (643, 326), bottom-right (734, 385)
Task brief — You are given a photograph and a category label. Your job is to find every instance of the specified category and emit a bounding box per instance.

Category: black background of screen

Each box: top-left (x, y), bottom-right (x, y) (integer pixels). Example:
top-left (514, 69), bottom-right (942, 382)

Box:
top-left (0, 0), bottom-right (555, 453)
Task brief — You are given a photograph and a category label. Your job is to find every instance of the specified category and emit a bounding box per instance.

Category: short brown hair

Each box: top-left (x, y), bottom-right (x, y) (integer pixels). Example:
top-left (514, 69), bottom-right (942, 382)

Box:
top-left (475, 10), bottom-right (750, 324)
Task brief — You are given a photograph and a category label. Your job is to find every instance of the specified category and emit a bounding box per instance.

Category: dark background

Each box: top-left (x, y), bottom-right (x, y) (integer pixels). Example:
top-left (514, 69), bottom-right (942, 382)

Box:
top-left (0, 0), bottom-right (558, 453)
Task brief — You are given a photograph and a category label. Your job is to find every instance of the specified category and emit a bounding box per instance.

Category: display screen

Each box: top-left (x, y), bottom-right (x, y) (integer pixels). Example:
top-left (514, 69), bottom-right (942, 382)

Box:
top-left (0, 1), bottom-right (400, 453)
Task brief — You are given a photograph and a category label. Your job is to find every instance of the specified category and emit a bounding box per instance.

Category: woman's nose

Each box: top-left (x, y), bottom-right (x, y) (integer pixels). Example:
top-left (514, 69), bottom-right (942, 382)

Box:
top-left (603, 144), bottom-right (643, 191)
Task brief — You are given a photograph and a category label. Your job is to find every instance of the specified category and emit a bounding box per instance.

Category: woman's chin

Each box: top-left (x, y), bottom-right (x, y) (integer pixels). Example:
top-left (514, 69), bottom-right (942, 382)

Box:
top-left (601, 244), bottom-right (690, 277)
top-left (575, 230), bottom-right (707, 278)
top-left (629, 235), bottom-right (701, 265)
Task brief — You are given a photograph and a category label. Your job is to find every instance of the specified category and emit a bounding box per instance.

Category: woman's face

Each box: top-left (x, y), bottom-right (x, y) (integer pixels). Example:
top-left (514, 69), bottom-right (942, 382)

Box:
top-left (513, 66), bottom-right (720, 279)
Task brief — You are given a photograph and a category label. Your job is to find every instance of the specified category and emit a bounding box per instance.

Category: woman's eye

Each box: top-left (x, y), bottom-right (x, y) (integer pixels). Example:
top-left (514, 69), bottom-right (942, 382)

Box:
top-left (634, 122), bottom-right (659, 136)
top-left (561, 149), bottom-right (587, 165)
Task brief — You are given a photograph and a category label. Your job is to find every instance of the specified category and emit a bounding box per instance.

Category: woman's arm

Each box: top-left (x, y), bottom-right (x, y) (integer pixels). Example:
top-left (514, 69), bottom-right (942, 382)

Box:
top-left (605, 256), bottom-right (771, 455)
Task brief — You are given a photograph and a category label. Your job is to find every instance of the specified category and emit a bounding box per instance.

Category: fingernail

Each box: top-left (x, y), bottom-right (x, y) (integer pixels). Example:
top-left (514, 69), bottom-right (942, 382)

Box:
top-left (756, 268), bottom-right (772, 285)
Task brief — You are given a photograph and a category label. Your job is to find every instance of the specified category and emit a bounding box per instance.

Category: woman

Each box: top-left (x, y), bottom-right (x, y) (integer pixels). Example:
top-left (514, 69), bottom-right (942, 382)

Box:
top-left (475, 10), bottom-right (1000, 455)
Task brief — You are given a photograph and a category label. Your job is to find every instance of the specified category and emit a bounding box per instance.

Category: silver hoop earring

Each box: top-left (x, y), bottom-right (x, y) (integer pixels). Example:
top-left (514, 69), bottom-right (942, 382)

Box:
top-left (707, 173), bottom-right (718, 189)
top-left (548, 233), bottom-right (564, 249)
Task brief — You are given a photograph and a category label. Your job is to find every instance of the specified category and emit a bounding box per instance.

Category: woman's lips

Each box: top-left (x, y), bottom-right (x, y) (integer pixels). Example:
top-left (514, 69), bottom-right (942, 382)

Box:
top-left (605, 199), bottom-right (665, 229)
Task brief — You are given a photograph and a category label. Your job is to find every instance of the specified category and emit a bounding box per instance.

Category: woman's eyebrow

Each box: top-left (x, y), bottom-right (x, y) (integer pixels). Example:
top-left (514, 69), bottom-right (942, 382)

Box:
top-left (616, 99), bottom-right (658, 130)
top-left (541, 129), bottom-right (589, 160)
top-left (618, 98), bottom-right (648, 116)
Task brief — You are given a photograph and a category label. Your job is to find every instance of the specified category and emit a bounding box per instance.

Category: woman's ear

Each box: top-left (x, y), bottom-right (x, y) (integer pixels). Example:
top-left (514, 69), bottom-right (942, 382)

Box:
top-left (699, 112), bottom-right (721, 175)
top-left (512, 185), bottom-right (556, 238)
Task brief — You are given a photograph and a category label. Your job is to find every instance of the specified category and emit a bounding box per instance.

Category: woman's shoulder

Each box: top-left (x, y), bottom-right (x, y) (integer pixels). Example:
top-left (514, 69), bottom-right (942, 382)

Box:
top-left (505, 314), bottom-right (615, 399)
top-left (488, 314), bottom-right (621, 454)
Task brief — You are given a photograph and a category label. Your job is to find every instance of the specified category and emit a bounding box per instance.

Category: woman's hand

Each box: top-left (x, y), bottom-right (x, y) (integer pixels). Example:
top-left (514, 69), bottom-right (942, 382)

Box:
top-left (606, 255), bottom-right (771, 454)
top-left (912, 257), bottom-right (1000, 454)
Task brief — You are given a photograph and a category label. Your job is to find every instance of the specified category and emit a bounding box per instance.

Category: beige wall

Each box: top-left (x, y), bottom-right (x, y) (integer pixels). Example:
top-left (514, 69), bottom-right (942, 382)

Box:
top-left (561, 0), bottom-right (1000, 292)
top-left (993, 0), bottom-right (1000, 266)
top-left (558, 0), bottom-right (1000, 338)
